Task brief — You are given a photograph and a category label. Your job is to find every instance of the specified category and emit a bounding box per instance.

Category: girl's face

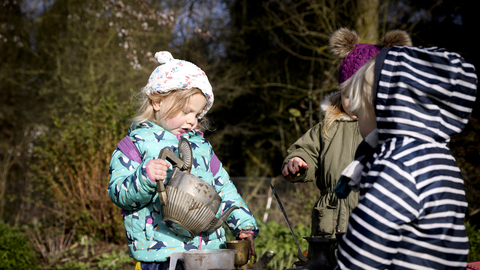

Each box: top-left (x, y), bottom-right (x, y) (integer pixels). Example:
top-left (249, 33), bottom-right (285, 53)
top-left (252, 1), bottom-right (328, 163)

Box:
top-left (357, 110), bottom-right (377, 138)
top-left (153, 93), bottom-right (207, 135)
top-left (341, 93), bottom-right (358, 120)
top-left (341, 92), bottom-right (376, 138)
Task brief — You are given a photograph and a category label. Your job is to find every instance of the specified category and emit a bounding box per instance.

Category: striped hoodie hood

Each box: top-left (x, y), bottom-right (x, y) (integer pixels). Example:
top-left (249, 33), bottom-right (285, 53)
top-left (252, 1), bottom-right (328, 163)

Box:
top-left (336, 46), bottom-right (477, 270)
top-left (374, 46), bottom-right (477, 144)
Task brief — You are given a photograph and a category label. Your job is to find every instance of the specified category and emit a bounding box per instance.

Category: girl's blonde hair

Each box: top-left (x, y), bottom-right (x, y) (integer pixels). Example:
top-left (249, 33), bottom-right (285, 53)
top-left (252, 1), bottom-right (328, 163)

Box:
top-left (130, 87), bottom-right (210, 130)
top-left (321, 92), bottom-right (344, 138)
top-left (339, 57), bottom-right (376, 122)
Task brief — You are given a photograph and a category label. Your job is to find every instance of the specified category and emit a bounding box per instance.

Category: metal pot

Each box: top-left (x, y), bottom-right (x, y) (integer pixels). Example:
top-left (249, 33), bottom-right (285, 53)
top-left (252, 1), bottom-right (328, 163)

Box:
top-left (226, 240), bottom-right (251, 267)
top-left (157, 138), bottom-right (238, 238)
top-left (169, 249), bottom-right (238, 270)
top-left (225, 240), bottom-right (276, 270)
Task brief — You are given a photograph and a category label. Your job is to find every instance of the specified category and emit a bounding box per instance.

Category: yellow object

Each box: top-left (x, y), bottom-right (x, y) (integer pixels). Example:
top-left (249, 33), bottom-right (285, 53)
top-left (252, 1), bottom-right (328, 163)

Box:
top-left (134, 259), bottom-right (142, 270)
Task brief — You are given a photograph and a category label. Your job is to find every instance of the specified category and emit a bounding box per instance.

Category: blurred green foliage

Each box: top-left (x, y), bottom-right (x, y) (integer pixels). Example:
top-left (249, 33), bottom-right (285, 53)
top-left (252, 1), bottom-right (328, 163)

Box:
top-left (52, 249), bottom-right (131, 270)
top-left (467, 222), bottom-right (480, 263)
top-left (30, 95), bottom-right (134, 241)
top-left (95, 250), bottom-right (132, 270)
top-left (55, 261), bottom-right (91, 270)
top-left (0, 222), bottom-right (39, 270)
top-left (255, 220), bottom-right (310, 270)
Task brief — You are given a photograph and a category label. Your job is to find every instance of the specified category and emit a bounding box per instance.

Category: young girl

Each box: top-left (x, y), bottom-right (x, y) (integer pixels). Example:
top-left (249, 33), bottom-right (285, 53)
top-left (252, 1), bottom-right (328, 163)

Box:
top-left (336, 35), bottom-right (477, 269)
top-left (108, 51), bottom-right (259, 269)
top-left (281, 28), bottom-right (411, 241)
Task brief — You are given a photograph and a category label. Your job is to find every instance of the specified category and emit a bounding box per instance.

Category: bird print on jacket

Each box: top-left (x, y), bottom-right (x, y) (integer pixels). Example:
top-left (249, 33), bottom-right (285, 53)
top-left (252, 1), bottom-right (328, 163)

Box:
top-left (107, 122), bottom-right (259, 263)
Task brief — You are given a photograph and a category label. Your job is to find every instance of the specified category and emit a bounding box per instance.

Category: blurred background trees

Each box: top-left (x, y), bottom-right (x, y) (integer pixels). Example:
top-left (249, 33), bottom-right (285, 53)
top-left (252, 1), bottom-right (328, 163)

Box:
top-left (1, 0), bottom-right (479, 267)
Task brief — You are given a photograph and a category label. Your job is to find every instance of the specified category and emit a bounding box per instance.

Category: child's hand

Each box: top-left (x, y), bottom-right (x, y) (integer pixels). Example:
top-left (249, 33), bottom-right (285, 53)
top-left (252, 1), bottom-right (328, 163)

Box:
top-left (239, 231), bottom-right (255, 259)
top-left (282, 157), bottom-right (309, 177)
top-left (147, 159), bottom-right (171, 181)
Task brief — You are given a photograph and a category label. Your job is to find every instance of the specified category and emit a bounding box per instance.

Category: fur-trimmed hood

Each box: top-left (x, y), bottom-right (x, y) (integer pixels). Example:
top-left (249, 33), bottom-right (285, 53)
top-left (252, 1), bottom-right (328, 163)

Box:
top-left (320, 92), bottom-right (357, 121)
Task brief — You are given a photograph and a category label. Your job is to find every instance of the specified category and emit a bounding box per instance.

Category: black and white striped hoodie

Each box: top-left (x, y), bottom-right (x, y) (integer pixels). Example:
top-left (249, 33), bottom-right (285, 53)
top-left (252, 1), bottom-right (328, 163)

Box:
top-left (337, 46), bottom-right (477, 270)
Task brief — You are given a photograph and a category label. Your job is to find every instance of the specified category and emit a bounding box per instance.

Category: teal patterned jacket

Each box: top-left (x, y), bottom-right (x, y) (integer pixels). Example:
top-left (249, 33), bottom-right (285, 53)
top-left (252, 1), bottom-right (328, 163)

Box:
top-left (107, 121), bottom-right (259, 262)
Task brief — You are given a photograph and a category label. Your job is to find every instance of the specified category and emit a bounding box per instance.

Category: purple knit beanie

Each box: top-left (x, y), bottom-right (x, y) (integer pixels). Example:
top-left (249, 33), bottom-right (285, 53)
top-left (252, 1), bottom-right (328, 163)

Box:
top-left (337, 43), bottom-right (381, 84)
top-left (330, 28), bottom-right (412, 85)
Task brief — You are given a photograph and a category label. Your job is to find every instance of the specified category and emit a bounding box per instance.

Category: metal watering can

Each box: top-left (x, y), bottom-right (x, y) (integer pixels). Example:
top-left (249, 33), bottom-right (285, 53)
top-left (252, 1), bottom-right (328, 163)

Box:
top-left (156, 138), bottom-right (238, 238)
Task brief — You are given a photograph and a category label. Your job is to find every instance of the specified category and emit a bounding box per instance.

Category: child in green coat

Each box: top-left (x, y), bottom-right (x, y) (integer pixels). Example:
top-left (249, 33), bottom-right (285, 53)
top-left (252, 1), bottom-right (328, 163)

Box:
top-left (282, 28), bottom-right (411, 241)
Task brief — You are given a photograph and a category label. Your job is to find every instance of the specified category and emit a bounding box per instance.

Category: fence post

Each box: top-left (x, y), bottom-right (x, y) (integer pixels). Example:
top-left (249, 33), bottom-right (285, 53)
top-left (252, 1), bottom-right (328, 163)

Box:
top-left (262, 177), bottom-right (274, 223)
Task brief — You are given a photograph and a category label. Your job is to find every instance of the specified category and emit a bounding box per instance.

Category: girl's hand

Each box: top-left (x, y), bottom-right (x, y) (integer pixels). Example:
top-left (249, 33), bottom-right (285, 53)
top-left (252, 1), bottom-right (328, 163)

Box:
top-left (147, 159), bottom-right (171, 181)
top-left (238, 231), bottom-right (255, 259)
top-left (282, 157), bottom-right (309, 176)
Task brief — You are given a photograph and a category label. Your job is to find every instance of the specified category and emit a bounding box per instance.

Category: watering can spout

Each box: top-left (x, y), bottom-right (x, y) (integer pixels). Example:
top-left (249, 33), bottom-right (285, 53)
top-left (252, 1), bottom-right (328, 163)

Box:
top-left (202, 206), bottom-right (239, 232)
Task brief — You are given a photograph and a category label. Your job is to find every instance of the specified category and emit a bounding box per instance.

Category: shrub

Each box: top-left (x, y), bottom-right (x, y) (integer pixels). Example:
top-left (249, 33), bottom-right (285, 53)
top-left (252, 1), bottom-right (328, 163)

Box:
top-left (30, 95), bottom-right (135, 242)
top-left (0, 222), bottom-right (38, 270)
top-left (467, 222), bottom-right (480, 262)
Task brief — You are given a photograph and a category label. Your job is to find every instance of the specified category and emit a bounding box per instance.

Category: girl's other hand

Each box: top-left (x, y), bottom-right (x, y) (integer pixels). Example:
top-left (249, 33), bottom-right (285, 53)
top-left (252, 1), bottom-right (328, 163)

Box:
top-left (147, 159), bottom-right (171, 181)
top-left (282, 157), bottom-right (309, 176)
top-left (238, 231), bottom-right (255, 259)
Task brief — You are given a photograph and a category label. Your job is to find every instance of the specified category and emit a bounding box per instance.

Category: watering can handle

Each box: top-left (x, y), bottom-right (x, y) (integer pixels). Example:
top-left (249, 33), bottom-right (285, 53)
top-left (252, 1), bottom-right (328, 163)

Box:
top-left (159, 148), bottom-right (185, 168)
top-left (156, 179), bottom-right (168, 206)
top-left (156, 148), bottom-right (185, 206)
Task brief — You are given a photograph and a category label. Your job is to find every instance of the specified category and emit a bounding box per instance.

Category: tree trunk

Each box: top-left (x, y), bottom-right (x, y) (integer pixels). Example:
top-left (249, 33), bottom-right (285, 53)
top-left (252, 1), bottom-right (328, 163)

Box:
top-left (356, 0), bottom-right (379, 43)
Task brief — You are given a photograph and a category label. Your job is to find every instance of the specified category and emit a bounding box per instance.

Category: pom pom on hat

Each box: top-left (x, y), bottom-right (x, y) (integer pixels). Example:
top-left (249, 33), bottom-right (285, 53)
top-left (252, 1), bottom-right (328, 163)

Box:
top-left (154, 51), bottom-right (174, 64)
top-left (381, 30), bottom-right (412, 48)
top-left (330, 28), bottom-right (411, 84)
top-left (329, 28), bottom-right (360, 59)
top-left (143, 51), bottom-right (214, 118)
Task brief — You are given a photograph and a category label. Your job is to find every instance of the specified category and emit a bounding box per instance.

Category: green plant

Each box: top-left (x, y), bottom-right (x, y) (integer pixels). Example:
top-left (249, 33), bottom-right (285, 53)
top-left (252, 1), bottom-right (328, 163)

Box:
top-left (467, 222), bottom-right (480, 262)
top-left (96, 250), bottom-right (132, 269)
top-left (254, 220), bottom-right (310, 270)
top-left (55, 260), bottom-right (91, 270)
top-left (0, 222), bottom-right (38, 270)
top-left (224, 218), bottom-right (309, 270)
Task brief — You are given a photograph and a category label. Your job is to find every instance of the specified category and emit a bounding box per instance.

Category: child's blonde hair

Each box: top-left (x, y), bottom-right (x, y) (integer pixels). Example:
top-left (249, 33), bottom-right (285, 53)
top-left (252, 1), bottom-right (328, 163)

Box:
top-left (321, 92), bottom-right (344, 138)
top-left (130, 87), bottom-right (210, 130)
top-left (339, 57), bottom-right (376, 122)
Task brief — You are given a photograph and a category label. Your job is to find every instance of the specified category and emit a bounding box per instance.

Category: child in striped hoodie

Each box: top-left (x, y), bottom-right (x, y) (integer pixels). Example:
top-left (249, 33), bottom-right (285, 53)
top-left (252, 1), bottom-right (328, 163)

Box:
top-left (335, 29), bottom-right (477, 270)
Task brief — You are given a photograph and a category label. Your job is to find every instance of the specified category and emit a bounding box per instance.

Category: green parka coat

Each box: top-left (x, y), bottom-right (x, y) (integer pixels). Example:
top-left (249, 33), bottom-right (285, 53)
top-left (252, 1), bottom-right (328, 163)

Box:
top-left (282, 93), bottom-right (363, 238)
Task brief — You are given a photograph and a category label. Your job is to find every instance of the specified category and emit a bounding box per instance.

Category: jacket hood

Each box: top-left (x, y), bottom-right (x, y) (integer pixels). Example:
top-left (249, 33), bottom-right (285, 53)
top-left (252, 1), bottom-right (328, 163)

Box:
top-left (320, 91), bottom-right (356, 121)
top-left (373, 46), bottom-right (477, 144)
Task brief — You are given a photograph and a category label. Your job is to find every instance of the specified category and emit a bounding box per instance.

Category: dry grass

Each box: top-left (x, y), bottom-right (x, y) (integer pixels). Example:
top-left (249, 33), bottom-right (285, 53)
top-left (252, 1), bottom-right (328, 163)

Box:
top-left (28, 219), bottom-right (76, 266)
top-left (30, 102), bottom-right (129, 243)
